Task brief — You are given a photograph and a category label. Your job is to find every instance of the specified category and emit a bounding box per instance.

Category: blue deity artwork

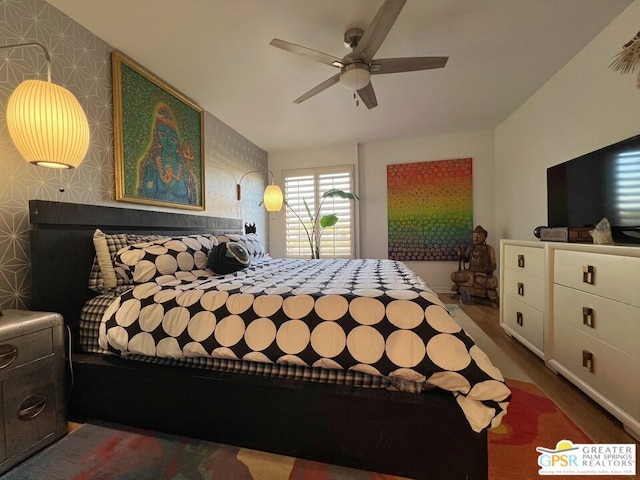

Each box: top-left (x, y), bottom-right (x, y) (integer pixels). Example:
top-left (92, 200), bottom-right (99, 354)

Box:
top-left (137, 103), bottom-right (198, 205)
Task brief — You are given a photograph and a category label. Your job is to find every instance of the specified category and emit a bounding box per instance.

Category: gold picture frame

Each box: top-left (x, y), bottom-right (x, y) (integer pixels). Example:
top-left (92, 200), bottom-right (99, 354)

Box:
top-left (112, 50), bottom-right (205, 210)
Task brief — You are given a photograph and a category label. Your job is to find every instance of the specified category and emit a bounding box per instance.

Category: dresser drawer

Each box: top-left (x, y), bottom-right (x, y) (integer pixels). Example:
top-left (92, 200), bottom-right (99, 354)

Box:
top-left (503, 269), bottom-right (545, 310)
top-left (0, 329), bottom-right (53, 373)
top-left (554, 284), bottom-right (640, 359)
top-left (503, 295), bottom-right (544, 351)
top-left (554, 322), bottom-right (640, 420)
top-left (554, 250), bottom-right (640, 307)
top-left (2, 358), bottom-right (59, 459)
top-left (503, 244), bottom-right (545, 279)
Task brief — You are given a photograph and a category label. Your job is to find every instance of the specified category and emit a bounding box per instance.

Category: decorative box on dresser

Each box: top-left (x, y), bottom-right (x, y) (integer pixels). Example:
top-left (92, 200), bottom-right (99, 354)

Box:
top-left (0, 310), bottom-right (66, 474)
top-left (546, 243), bottom-right (640, 441)
top-left (499, 240), bottom-right (547, 359)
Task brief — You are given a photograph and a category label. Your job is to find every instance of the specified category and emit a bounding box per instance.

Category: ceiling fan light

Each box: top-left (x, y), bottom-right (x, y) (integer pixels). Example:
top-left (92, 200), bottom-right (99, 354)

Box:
top-left (340, 64), bottom-right (370, 90)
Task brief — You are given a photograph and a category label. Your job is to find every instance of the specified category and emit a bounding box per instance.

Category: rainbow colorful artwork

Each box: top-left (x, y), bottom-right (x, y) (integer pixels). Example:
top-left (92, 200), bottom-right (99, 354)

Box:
top-left (387, 158), bottom-right (473, 261)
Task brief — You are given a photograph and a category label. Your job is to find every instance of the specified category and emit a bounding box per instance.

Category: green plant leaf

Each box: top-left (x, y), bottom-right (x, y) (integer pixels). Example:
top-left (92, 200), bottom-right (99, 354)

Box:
top-left (320, 214), bottom-right (338, 228)
top-left (302, 198), bottom-right (314, 222)
top-left (322, 189), bottom-right (359, 200)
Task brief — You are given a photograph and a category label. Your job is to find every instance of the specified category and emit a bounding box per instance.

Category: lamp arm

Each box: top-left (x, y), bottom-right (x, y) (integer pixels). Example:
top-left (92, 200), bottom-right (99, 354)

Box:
top-left (237, 169), bottom-right (275, 200)
top-left (0, 42), bottom-right (52, 82)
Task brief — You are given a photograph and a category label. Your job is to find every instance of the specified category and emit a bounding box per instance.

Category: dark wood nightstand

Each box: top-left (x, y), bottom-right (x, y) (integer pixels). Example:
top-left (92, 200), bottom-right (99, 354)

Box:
top-left (0, 310), bottom-right (66, 474)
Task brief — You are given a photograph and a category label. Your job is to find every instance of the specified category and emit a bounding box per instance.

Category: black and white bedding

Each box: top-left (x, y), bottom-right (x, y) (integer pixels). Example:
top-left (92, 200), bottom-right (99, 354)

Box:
top-left (88, 233), bottom-right (510, 433)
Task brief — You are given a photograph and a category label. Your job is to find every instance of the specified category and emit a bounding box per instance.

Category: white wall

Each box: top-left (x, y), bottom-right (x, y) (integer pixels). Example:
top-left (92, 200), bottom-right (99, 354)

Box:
top-left (495, 0), bottom-right (640, 241)
top-left (359, 131), bottom-right (496, 291)
top-left (267, 143), bottom-right (359, 258)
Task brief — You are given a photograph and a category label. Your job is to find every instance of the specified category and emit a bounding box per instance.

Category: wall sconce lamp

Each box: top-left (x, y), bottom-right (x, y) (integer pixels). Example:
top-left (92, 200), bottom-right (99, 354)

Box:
top-left (236, 170), bottom-right (283, 212)
top-left (1, 42), bottom-right (90, 169)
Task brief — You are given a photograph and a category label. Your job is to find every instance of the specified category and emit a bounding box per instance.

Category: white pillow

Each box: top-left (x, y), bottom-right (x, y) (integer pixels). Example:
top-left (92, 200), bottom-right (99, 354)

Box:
top-left (93, 229), bottom-right (118, 289)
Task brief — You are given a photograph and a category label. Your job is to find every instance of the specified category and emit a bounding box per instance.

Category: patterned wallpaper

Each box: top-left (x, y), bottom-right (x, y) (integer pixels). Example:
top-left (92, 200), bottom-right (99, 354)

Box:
top-left (0, 0), bottom-right (268, 310)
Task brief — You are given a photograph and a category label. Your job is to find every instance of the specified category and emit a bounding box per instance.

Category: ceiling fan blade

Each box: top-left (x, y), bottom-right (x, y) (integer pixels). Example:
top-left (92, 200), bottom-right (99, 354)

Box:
top-left (371, 57), bottom-right (449, 75)
top-left (293, 73), bottom-right (341, 104)
top-left (357, 82), bottom-right (378, 109)
top-left (270, 38), bottom-right (344, 67)
top-left (351, 0), bottom-right (407, 63)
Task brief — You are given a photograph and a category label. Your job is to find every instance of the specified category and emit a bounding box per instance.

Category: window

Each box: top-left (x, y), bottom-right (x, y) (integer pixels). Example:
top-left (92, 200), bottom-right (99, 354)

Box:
top-left (614, 150), bottom-right (640, 226)
top-left (284, 166), bottom-right (356, 258)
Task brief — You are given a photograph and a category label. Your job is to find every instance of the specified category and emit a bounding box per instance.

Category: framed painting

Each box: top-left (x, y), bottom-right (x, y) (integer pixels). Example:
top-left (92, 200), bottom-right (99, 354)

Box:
top-left (387, 158), bottom-right (473, 261)
top-left (113, 50), bottom-right (205, 210)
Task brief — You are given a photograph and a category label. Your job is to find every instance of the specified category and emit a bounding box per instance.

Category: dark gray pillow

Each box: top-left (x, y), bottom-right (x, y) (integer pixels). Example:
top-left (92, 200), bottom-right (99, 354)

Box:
top-left (208, 241), bottom-right (251, 274)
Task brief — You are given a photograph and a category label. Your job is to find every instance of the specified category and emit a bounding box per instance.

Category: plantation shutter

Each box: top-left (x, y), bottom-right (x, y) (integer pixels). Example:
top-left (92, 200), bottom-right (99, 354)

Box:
top-left (284, 173), bottom-right (316, 258)
top-left (284, 166), bottom-right (356, 258)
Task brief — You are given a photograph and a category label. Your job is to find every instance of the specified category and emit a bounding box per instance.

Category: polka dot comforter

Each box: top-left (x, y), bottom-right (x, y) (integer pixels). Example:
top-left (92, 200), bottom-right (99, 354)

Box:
top-left (99, 257), bottom-right (510, 432)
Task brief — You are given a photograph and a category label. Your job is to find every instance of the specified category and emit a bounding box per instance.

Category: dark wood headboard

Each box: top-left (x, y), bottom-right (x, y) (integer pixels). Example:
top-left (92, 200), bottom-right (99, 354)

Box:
top-left (29, 200), bottom-right (242, 348)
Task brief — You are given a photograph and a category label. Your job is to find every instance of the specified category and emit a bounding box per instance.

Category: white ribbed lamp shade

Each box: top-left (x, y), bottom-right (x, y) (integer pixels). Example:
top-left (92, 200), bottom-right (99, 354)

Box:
top-left (263, 184), bottom-right (283, 212)
top-left (7, 79), bottom-right (90, 169)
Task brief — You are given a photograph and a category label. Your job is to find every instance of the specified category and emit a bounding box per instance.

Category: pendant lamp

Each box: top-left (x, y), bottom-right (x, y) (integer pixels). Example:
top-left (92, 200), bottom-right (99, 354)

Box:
top-left (2, 42), bottom-right (90, 169)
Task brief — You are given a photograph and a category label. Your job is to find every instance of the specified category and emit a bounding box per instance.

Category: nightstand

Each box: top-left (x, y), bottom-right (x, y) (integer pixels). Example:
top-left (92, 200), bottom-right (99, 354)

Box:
top-left (0, 310), bottom-right (67, 474)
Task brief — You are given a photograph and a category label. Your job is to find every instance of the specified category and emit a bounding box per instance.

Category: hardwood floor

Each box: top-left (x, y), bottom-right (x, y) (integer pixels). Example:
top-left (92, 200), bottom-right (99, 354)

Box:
top-left (459, 302), bottom-right (640, 447)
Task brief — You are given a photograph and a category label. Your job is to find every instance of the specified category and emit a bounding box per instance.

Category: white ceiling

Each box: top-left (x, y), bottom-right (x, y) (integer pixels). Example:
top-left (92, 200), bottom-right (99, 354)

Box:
top-left (46, 0), bottom-right (633, 153)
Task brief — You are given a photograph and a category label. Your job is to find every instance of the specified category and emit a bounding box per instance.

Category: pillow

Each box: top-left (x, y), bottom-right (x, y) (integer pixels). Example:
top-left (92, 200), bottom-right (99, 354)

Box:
top-left (215, 233), bottom-right (266, 259)
top-left (207, 241), bottom-right (251, 274)
top-left (113, 234), bottom-right (216, 284)
top-left (89, 228), bottom-right (122, 288)
top-left (88, 230), bottom-right (169, 292)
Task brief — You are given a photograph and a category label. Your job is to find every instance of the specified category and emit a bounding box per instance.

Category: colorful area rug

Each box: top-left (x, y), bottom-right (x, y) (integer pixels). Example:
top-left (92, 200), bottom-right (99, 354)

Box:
top-left (3, 379), bottom-right (593, 480)
top-left (2, 419), bottom-right (411, 480)
top-left (490, 378), bottom-right (593, 480)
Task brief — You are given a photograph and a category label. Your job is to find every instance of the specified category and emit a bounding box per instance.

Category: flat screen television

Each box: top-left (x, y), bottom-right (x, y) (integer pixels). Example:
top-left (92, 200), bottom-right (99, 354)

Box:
top-left (547, 133), bottom-right (640, 244)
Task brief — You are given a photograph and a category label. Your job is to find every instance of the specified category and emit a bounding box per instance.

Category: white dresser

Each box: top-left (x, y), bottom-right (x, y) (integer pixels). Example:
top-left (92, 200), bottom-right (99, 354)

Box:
top-left (499, 240), bottom-right (546, 358)
top-left (500, 240), bottom-right (640, 440)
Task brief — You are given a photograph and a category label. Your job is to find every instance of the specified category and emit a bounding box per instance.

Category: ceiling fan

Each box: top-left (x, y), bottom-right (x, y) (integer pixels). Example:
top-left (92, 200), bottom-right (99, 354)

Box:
top-left (269, 0), bottom-right (448, 109)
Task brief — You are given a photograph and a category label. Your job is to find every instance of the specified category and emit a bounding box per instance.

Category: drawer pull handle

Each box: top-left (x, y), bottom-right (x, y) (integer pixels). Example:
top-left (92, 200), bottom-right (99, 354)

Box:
top-left (0, 344), bottom-right (18, 370)
top-left (17, 394), bottom-right (47, 421)
top-left (582, 265), bottom-right (595, 285)
top-left (517, 282), bottom-right (525, 296)
top-left (582, 307), bottom-right (595, 328)
top-left (516, 311), bottom-right (523, 326)
top-left (517, 254), bottom-right (525, 268)
top-left (582, 350), bottom-right (594, 373)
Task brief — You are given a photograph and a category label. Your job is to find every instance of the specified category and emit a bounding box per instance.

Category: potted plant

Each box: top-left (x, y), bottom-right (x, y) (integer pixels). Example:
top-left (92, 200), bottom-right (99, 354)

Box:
top-left (285, 188), bottom-right (359, 259)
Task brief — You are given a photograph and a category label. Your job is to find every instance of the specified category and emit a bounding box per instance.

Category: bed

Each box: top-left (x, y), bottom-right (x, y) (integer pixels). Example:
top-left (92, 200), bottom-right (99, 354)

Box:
top-left (28, 199), bottom-right (510, 480)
